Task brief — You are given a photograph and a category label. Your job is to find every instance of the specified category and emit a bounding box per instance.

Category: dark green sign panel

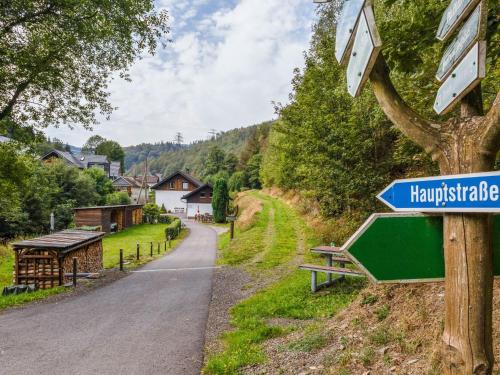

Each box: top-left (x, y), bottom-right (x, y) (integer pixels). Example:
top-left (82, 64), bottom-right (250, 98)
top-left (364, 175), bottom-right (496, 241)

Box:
top-left (343, 213), bottom-right (500, 283)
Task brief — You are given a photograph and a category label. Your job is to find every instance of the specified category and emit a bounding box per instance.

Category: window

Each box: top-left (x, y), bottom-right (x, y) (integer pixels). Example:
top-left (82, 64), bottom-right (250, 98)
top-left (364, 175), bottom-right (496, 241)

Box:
top-left (200, 192), bottom-right (206, 198)
top-left (182, 181), bottom-right (189, 190)
top-left (169, 181), bottom-right (175, 190)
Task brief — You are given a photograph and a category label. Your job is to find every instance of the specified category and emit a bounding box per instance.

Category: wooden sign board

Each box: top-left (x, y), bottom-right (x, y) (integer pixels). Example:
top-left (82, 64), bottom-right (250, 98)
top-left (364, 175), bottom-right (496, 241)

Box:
top-left (335, 0), bottom-right (371, 65)
top-left (437, 0), bottom-right (481, 42)
top-left (346, 7), bottom-right (381, 97)
top-left (434, 41), bottom-right (485, 114)
top-left (436, 3), bottom-right (483, 82)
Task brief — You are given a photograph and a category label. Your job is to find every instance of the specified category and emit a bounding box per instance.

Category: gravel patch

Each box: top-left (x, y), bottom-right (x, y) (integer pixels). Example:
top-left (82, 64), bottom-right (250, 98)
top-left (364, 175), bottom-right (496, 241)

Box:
top-left (204, 265), bottom-right (253, 356)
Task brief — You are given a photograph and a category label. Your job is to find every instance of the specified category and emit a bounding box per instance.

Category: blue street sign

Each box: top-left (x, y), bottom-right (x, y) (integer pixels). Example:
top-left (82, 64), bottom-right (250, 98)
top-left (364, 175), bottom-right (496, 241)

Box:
top-left (378, 172), bottom-right (500, 213)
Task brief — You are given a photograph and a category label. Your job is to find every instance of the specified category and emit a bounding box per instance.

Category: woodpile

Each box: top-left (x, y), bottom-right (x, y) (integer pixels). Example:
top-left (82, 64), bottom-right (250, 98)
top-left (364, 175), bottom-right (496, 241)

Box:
top-left (12, 230), bottom-right (105, 289)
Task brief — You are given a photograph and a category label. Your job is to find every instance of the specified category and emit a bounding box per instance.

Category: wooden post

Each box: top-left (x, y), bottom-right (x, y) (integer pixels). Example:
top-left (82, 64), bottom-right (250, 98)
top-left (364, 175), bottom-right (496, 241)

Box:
top-left (168, 236), bottom-right (171, 248)
top-left (72, 257), bottom-right (77, 287)
top-left (119, 249), bottom-right (124, 271)
top-left (157, 242), bottom-right (160, 255)
top-left (369, 54), bottom-right (500, 374)
top-left (136, 243), bottom-right (140, 260)
top-left (164, 241), bottom-right (167, 252)
top-left (150, 242), bottom-right (153, 257)
top-left (230, 221), bottom-right (234, 240)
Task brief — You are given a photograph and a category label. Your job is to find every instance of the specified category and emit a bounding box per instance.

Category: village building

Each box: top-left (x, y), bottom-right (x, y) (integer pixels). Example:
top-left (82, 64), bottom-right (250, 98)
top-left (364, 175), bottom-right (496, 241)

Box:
top-left (111, 174), bottom-right (162, 204)
top-left (41, 149), bottom-right (121, 179)
top-left (151, 170), bottom-right (210, 214)
top-left (182, 184), bottom-right (213, 218)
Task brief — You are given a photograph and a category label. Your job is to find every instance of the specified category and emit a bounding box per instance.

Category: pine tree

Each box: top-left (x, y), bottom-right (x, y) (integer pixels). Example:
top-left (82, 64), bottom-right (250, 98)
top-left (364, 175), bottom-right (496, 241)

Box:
top-left (212, 178), bottom-right (229, 223)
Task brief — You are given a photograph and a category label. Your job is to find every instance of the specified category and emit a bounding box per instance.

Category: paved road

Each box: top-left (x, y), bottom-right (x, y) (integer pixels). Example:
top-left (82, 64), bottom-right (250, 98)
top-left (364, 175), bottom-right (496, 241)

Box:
top-left (0, 220), bottom-right (217, 375)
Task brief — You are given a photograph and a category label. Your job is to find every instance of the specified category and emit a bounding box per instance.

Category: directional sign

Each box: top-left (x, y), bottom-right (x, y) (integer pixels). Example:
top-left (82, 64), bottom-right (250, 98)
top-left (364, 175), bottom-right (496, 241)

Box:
top-left (437, 0), bottom-right (481, 42)
top-left (335, 0), bottom-right (371, 65)
top-left (436, 3), bottom-right (483, 81)
top-left (346, 6), bottom-right (381, 97)
top-left (377, 171), bottom-right (500, 213)
top-left (434, 41), bottom-right (485, 114)
top-left (343, 213), bottom-right (500, 283)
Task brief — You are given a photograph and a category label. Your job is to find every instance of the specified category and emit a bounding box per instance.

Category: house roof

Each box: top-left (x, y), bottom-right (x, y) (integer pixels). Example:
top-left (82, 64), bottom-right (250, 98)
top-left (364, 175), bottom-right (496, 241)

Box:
top-left (77, 154), bottom-right (108, 168)
top-left (181, 184), bottom-right (212, 200)
top-left (135, 175), bottom-right (160, 185)
top-left (74, 204), bottom-right (144, 211)
top-left (152, 170), bottom-right (203, 189)
top-left (112, 176), bottom-right (142, 188)
top-left (41, 149), bottom-right (85, 168)
top-left (12, 230), bottom-right (106, 253)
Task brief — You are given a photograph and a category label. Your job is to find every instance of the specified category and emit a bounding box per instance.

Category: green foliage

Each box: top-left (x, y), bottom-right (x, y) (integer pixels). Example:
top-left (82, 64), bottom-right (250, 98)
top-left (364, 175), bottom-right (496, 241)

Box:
top-left (143, 203), bottom-right (161, 223)
top-left (165, 218), bottom-right (182, 240)
top-left (84, 168), bottom-right (115, 205)
top-left (160, 204), bottom-right (167, 213)
top-left (212, 179), bottom-right (229, 223)
top-left (82, 135), bottom-right (106, 154)
top-left (0, 0), bottom-right (169, 132)
top-left (228, 171), bottom-right (245, 192)
top-left (95, 140), bottom-right (125, 172)
top-left (105, 191), bottom-right (131, 205)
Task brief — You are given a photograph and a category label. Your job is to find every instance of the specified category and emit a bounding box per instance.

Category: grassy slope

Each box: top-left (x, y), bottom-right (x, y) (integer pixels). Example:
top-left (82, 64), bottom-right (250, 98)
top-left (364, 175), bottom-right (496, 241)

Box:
top-left (0, 223), bottom-right (187, 310)
top-left (204, 191), bottom-right (364, 374)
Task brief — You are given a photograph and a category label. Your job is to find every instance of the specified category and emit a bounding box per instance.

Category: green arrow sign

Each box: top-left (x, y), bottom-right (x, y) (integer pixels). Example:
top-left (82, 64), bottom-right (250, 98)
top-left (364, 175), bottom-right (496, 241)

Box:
top-left (343, 213), bottom-right (500, 283)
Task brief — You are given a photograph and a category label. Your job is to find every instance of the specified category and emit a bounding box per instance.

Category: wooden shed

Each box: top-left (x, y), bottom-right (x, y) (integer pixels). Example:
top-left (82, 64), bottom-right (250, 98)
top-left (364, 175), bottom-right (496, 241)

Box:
top-left (11, 230), bottom-right (105, 289)
top-left (74, 204), bottom-right (143, 233)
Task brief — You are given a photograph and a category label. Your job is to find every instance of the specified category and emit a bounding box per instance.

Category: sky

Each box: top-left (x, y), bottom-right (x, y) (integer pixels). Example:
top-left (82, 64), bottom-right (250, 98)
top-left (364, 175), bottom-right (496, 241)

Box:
top-left (46, 0), bottom-right (316, 147)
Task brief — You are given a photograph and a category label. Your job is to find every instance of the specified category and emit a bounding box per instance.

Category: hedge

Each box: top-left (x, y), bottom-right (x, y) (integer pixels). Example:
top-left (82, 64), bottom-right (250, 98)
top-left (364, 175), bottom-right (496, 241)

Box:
top-left (165, 218), bottom-right (182, 240)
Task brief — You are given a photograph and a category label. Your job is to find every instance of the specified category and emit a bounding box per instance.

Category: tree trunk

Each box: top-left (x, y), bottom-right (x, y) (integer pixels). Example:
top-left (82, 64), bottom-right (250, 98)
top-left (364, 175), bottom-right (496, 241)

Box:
top-left (442, 213), bottom-right (493, 374)
top-left (439, 107), bottom-right (495, 374)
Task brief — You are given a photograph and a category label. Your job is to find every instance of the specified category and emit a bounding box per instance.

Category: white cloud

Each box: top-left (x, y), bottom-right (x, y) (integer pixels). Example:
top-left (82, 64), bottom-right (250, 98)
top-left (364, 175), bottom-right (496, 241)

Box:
top-left (46, 0), bottom-right (314, 147)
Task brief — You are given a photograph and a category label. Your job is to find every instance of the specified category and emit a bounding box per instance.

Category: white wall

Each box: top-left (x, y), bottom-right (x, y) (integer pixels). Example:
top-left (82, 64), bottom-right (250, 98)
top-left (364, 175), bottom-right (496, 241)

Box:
top-left (155, 190), bottom-right (187, 212)
top-left (187, 203), bottom-right (213, 218)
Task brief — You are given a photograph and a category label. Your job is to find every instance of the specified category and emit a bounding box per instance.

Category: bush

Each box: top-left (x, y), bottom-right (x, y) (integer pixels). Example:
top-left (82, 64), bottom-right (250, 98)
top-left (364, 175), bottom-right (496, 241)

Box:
top-left (160, 203), bottom-right (167, 213)
top-left (143, 203), bottom-right (161, 223)
top-left (158, 214), bottom-right (173, 224)
top-left (165, 218), bottom-right (182, 239)
top-left (105, 191), bottom-right (131, 205)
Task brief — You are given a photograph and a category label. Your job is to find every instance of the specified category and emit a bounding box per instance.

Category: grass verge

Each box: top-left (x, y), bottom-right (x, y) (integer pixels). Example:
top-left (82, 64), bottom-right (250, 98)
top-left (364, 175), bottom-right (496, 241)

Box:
top-left (204, 191), bottom-right (364, 374)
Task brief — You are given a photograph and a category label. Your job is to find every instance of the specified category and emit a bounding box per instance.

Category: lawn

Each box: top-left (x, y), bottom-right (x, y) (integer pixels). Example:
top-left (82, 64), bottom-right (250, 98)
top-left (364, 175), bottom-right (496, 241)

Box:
top-left (102, 223), bottom-right (187, 269)
top-left (204, 192), bottom-right (365, 374)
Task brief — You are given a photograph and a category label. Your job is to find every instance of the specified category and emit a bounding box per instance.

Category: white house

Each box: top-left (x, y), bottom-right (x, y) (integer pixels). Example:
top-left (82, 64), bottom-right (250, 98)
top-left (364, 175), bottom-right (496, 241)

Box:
top-left (182, 184), bottom-right (213, 218)
top-left (152, 170), bottom-right (210, 215)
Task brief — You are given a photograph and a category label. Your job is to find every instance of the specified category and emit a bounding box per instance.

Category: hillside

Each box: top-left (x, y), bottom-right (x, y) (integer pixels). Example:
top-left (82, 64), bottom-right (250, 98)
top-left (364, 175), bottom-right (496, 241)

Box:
top-left (125, 122), bottom-right (271, 178)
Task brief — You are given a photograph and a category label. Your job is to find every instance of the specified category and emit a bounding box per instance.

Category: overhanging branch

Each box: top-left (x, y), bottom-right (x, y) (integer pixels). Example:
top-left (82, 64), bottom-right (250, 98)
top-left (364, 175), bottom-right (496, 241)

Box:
top-left (480, 91), bottom-right (500, 156)
top-left (369, 53), bottom-right (442, 158)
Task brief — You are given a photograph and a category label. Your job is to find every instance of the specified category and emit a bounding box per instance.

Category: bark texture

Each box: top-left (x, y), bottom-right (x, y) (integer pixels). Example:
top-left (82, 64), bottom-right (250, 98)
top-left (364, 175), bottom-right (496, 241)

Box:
top-left (370, 53), bottom-right (500, 374)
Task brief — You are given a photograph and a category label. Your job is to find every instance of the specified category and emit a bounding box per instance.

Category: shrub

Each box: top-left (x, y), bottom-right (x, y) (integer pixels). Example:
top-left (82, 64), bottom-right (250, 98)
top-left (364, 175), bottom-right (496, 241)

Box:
top-left (105, 191), bottom-right (131, 205)
top-left (160, 203), bottom-right (167, 213)
top-left (143, 203), bottom-right (161, 223)
top-left (165, 218), bottom-right (182, 239)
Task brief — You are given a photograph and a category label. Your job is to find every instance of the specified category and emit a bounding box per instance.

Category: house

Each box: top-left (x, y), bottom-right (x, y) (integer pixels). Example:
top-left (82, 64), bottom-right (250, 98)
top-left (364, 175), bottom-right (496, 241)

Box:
top-left (151, 170), bottom-right (206, 214)
top-left (112, 176), bottom-right (147, 204)
top-left (182, 184), bottom-right (213, 218)
top-left (41, 149), bottom-right (121, 179)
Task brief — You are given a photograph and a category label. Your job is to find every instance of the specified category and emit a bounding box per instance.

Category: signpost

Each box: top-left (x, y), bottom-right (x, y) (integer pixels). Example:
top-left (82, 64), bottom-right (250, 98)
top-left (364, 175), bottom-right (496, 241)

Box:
top-left (434, 41), bottom-right (486, 114)
top-left (346, 7), bottom-right (382, 97)
top-left (377, 171), bottom-right (500, 213)
top-left (335, 0), bottom-right (370, 65)
top-left (436, 3), bottom-right (483, 81)
top-left (436, 0), bottom-right (481, 41)
top-left (343, 213), bottom-right (500, 283)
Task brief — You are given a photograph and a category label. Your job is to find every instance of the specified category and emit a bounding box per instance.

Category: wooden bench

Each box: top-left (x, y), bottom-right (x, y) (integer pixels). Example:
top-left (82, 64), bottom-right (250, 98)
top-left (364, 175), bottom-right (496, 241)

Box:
top-left (301, 246), bottom-right (365, 292)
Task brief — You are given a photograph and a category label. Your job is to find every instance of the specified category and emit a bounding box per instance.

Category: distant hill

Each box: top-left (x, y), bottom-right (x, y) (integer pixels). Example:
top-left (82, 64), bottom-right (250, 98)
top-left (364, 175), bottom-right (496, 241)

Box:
top-left (125, 123), bottom-right (269, 178)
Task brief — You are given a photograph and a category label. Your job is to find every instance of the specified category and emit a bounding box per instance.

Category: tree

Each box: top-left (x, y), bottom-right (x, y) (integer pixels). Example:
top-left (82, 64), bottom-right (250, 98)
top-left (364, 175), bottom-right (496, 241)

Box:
top-left (95, 140), bottom-right (125, 172)
top-left (204, 145), bottom-right (226, 177)
top-left (84, 167), bottom-right (115, 205)
top-left (82, 135), bottom-right (106, 154)
top-left (228, 171), bottom-right (245, 192)
top-left (212, 179), bottom-right (229, 223)
top-left (0, 1), bottom-right (169, 132)
top-left (143, 203), bottom-right (160, 223)
top-left (224, 152), bottom-right (238, 175)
